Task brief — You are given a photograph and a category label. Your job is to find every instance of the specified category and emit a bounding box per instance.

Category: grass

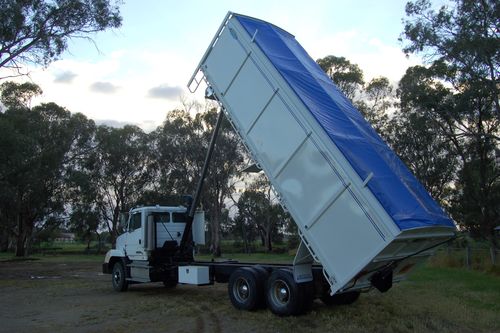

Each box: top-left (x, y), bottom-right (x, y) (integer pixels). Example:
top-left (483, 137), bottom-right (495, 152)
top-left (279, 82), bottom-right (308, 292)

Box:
top-left (1, 252), bottom-right (499, 332)
top-left (0, 251), bottom-right (103, 263)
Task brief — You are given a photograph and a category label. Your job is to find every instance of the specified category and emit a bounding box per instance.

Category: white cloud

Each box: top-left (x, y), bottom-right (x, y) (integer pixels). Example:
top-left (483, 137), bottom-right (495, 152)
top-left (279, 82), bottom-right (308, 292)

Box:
top-left (302, 31), bottom-right (421, 84)
top-left (147, 84), bottom-right (183, 100)
top-left (19, 50), bottom-right (189, 131)
top-left (90, 81), bottom-right (120, 94)
top-left (53, 70), bottom-right (77, 83)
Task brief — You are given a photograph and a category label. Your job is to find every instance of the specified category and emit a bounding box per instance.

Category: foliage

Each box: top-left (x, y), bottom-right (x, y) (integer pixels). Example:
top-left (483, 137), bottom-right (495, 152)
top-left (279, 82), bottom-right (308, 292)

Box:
top-left (236, 174), bottom-right (288, 252)
top-left (0, 81), bottom-right (42, 108)
top-left (152, 108), bottom-right (244, 256)
top-left (152, 109), bottom-right (204, 197)
top-left (356, 77), bottom-right (393, 136)
top-left (0, 81), bottom-right (95, 256)
top-left (200, 110), bottom-right (245, 256)
top-left (401, 0), bottom-right (500, 245)
top-left (92, 125), bottom-right (155, 246)
top-left (316, 55), bottom-right (364, 101)
top-left (387, 67), bottom-right (458, 205)
top-left (316, 56), bottom-right (393, 138)
top-left (0, 0), bottom-right (122, 77)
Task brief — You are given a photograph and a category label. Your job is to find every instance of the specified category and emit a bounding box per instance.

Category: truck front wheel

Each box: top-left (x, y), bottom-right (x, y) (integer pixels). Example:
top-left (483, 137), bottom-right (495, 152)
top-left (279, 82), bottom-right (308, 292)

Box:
top-left (112, 261), bottom-right (129, 292)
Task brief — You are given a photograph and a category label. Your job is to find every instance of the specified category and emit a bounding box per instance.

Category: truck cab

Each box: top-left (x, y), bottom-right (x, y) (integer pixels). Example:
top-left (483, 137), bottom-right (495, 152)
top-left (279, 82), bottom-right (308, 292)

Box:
top-left (103, 205), bottom-right (205, 290)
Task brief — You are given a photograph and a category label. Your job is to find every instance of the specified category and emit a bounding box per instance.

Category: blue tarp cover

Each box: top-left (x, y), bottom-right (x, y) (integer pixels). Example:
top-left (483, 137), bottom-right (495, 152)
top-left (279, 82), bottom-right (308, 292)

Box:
top-left (234, 14), bottom-right (455, 231)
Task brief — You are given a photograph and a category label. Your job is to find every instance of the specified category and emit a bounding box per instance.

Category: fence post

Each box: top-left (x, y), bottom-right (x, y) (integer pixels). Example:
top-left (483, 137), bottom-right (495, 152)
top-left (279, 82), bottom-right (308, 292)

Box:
top-left (465, 245), bottom-right (471, 269)
top-left (491, 247), bottom-right (497, 266)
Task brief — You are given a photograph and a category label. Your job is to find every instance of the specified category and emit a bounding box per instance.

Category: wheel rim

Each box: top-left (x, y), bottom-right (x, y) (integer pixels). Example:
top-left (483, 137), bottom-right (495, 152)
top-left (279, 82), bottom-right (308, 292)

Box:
top-left (113, 268), bottom-right (121, 286)
top-left (233, 277), bottom-right (250, 303)
top-left (271, 279), bottom-right (290, 306)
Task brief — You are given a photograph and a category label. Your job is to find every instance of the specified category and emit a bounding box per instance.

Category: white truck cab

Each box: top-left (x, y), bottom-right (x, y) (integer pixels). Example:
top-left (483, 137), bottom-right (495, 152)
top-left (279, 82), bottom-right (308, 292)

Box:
top-left (103, 205), bottom-right (205, 290)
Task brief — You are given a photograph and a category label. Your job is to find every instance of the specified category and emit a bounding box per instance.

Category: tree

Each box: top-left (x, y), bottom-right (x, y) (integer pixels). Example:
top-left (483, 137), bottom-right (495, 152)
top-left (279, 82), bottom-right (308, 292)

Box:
top-left (70, 207), bottom-right (100, 251)
top-left (66, 151), bottom-right (103, 252)
top-left (0, 81), bottom-right (95, 256)
top-left (154, 108), bottom-right (245, 256)
top-left (0, 0), bottom-right (122, 77)
top-left (230, 213), bottom-right (258, 254)
top-left (356, 77), bottom-right (393, 136)
top-left (92, 125), bottom-right (155, 246)
top-left (0, 81), bottom-right (42, 108)
top-left (316, 55), bottom-right (364, 101)
top-left (153, 109), bottom-right (204, 197)
top-left (236, 174), bottom-right (287, 252)
top-left (388, 70), bottom-right (457, 205)
top-left (401, 0), bottom-right (500, 247)
top-left (199, 110), bottom-right (245, 256)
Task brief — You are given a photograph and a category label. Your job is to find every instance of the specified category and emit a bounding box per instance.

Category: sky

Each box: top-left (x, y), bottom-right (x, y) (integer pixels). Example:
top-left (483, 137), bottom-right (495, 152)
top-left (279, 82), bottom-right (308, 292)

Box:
top-left (4, 0), bottom-right (424, 131)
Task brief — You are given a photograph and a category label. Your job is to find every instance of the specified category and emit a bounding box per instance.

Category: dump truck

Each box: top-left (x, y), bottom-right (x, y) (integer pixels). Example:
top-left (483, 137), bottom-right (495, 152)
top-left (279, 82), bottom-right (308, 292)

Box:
top-left (102, 12), bottom-right (456, 316)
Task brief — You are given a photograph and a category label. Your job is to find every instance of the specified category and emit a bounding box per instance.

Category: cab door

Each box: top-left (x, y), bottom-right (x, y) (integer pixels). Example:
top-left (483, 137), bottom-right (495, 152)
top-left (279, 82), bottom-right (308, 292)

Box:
top-left (125, 211), bottom-right (145, 260)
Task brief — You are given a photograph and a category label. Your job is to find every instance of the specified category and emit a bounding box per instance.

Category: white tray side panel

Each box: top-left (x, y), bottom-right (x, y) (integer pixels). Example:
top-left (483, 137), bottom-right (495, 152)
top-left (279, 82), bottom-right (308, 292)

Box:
top-left (201, 18), bottom-right (396, 292)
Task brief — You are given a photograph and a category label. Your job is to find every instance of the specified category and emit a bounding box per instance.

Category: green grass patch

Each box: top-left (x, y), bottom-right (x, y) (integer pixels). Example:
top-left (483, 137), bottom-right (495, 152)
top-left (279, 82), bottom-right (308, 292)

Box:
top-left (0, 251), bottom-right (103, 263)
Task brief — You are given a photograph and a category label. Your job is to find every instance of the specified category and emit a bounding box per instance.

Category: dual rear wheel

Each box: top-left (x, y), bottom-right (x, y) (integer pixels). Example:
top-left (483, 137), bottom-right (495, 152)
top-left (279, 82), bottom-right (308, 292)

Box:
top-left (228, 268), bottom-right (314, 316)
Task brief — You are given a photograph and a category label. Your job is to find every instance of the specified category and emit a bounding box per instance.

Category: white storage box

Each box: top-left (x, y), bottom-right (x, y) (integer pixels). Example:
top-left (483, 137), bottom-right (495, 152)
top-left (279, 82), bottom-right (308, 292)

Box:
top-left (178, 266), bottom-right (210, 285)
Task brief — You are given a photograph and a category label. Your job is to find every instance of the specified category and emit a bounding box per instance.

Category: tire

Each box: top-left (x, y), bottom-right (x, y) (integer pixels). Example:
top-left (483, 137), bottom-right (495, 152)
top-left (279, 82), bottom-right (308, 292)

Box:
top-left (321, 291), bottom-right (360, 306)
top-left (252, 265), bottom-right (270, 309)
top-left (228, 267), bottom-right (265, 311)
top-left (112, 261), bottom-right (128, 292)
top-left (266, 269), bottom-right (310, 316)
top-left (299, 281), bottom-right (315, 312)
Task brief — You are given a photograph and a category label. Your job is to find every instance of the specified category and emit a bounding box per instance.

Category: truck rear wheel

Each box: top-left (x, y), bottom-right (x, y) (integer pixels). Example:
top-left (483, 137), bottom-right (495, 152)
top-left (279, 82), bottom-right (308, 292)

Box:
top-left (228, 267), bottom-right (265, 311)
top-left (321, 291), bottom-right (360, 306)
top-left (266, 269), bottom-right (311, 316)
top-left (112, 261), bottom-right (128, 292)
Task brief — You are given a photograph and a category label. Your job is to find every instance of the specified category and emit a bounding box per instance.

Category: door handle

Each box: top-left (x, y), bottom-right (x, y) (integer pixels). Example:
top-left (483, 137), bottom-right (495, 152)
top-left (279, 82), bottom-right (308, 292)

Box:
top-left (139, 239), bottom-right (141, 244)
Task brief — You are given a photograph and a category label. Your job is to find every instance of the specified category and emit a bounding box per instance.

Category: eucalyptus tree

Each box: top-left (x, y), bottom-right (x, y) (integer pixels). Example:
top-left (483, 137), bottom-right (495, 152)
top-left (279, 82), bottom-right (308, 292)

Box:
top-left (0, 81), bottom-right (95, 255)
top-left (400, 0), bottom-right (500, 245)
top-left (0, 0), bottom-right (122, 77)
top-left (236, 174), bottom-right (288, 252)
top-left (316, 55), bottom-right (364, 101)
top-left (153, 108), bottom-right (245, 256)
top-left (92, 125), bottom-right (155, 246)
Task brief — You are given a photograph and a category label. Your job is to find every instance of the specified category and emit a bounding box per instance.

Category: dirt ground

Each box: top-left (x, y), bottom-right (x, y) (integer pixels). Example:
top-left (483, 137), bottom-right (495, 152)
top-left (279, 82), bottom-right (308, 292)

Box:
top-left (0, 257), bottom-right (498, 333)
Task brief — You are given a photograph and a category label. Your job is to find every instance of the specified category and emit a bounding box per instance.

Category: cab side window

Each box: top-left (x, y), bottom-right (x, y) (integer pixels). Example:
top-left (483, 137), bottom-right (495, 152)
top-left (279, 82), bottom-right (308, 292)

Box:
top-left (129, 213), bottom-right (142, 232)
top-left (172, 213), bottom-right (187, 223)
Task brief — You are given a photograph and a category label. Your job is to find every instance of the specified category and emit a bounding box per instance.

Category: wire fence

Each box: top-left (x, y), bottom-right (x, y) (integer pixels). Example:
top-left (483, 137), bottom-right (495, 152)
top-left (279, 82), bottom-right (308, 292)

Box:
top-left (430, 244), bottom-right (498, 270)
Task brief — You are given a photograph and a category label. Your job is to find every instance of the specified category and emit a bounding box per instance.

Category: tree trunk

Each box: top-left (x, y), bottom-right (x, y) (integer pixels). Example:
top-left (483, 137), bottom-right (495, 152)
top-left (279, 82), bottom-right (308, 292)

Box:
top-left (15, 214), bottom-right (26, 257)
top-left (259, 233), bottom-right (265, 247)
top-left (490, 247), bottom-right (497, 266)
top-left (15, 236), bottom-right (26, 257)
top-left (210, 208), bottom-right (221, 257)
top-left (265, 230), bottom-right (272, 252)
top-left (241, 223), bottom-right (250, 254)
top-left (96, 233), bottom-right (102, 254)
top-left (0, 230), bottom-right (9, 252)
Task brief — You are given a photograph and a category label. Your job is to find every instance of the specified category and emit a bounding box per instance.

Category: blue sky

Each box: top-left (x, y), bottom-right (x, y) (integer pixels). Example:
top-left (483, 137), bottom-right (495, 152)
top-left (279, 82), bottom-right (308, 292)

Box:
top-left (7, 0), bottom-right (425, 131)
